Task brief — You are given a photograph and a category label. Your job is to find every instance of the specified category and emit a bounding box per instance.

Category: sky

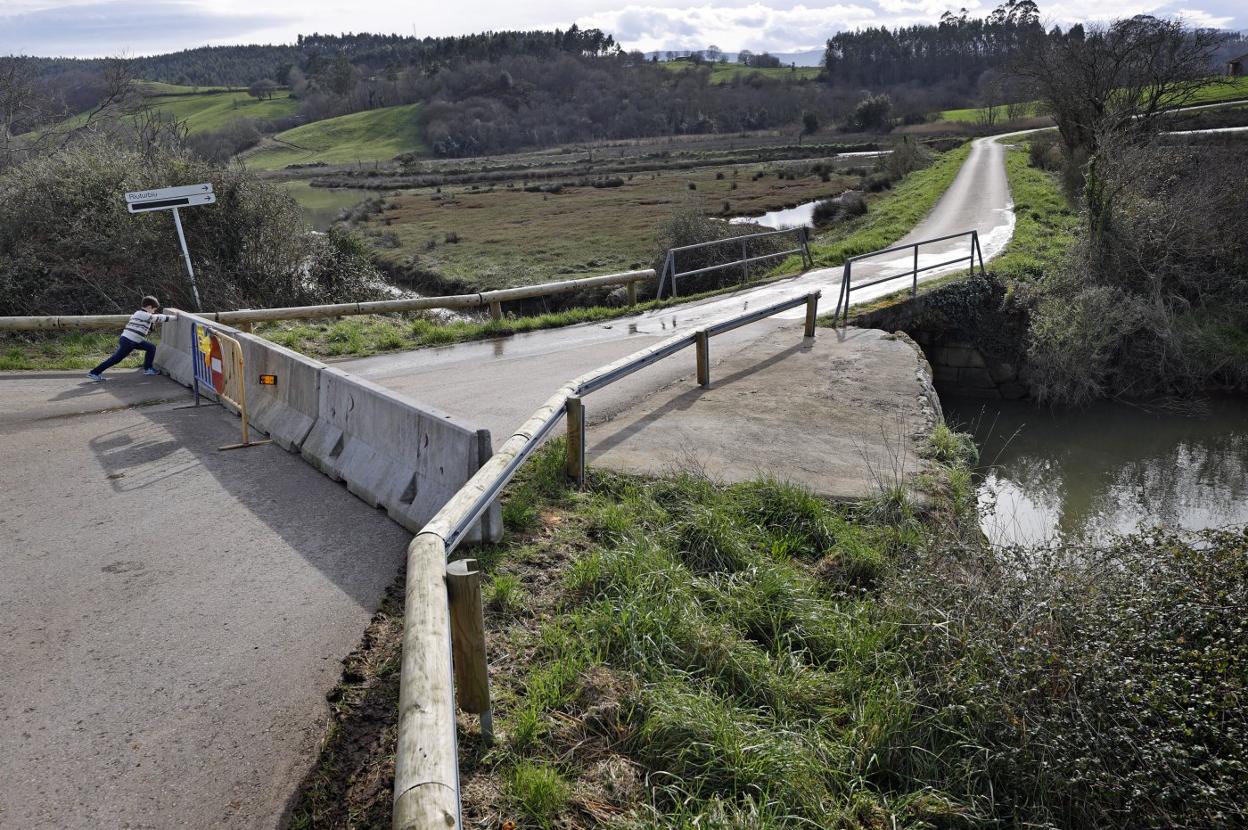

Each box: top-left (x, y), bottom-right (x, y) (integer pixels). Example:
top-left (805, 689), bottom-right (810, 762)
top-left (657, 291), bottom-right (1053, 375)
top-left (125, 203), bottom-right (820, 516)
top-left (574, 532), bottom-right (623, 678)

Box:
top-left (0, 0), bottom-right (1242, 59)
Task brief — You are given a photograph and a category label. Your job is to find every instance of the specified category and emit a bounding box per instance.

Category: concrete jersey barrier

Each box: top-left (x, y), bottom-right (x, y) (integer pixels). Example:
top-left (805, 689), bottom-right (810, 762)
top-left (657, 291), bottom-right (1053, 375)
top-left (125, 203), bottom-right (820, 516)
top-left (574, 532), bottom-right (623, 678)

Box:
top-left (302, 368), bottom-right (501, 541)
top-left (234, 333), bottom-right (326, 452)
top-left (155, 311), bottom-right (501, 542)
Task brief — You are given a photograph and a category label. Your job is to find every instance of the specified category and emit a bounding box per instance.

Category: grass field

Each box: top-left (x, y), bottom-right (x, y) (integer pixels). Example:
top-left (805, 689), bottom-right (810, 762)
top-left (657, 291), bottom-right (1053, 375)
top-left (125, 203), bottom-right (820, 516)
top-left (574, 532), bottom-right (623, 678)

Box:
top-left (937, 76), bottom-right (1248, 122)
top-left (356, 159), bottom-right (863, 290)
top-left (51, 86), bottom-right (298, 136)
top-left (657, 61), bottom-right (823, 83)
top-left (242, 104), bottom-right (425, 170)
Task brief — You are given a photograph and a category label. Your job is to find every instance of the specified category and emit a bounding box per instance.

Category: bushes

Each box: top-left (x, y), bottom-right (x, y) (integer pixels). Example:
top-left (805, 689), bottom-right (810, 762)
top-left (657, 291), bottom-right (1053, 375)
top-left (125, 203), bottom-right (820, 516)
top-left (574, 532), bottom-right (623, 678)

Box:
top-left (1025, 141), bottom-right (1248, 404)
top-left (813, 190), bottom-right (867, 225)
top-left (0, 135), bottom-right (383, 315)
top-left (892, 526), bottom-right (1248, 827)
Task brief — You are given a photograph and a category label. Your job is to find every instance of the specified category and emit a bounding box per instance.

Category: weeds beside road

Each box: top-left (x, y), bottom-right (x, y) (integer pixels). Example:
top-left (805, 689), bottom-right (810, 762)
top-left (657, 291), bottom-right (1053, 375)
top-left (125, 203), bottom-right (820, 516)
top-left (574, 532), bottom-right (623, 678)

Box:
top-left (292, 432), bottom-right (1248, 829)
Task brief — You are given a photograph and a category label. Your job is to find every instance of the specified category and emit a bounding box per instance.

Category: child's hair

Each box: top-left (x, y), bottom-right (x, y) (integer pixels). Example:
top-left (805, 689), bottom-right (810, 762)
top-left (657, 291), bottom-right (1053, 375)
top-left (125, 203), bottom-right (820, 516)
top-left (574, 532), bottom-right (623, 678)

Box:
top-left (141, 295), bottom-right (160, 309)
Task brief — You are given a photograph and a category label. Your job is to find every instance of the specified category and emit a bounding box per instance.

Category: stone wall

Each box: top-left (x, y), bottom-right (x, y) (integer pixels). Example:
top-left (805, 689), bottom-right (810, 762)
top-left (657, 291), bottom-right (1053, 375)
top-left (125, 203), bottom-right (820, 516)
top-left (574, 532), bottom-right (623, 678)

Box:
top-left (851, 273), bottom-right (1031, 399)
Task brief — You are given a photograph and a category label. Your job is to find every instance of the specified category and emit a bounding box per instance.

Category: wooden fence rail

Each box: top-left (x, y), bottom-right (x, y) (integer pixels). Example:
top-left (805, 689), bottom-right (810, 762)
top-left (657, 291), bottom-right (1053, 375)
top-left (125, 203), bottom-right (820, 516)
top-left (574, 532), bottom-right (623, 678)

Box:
top-left (0, 269), bottom-right (655, 332)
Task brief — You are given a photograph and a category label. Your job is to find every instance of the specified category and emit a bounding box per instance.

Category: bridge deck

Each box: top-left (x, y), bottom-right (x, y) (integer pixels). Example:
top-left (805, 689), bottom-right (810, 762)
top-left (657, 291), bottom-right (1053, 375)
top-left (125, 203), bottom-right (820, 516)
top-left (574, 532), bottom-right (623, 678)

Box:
top-left (587, 326), bottom-right (942, 499)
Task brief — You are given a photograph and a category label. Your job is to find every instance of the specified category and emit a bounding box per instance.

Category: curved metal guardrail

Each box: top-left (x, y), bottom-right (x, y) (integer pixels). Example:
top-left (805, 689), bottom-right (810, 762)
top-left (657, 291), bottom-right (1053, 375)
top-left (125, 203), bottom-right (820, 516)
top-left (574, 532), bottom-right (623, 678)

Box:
top-left (393, 289), bottom-right (821, 829)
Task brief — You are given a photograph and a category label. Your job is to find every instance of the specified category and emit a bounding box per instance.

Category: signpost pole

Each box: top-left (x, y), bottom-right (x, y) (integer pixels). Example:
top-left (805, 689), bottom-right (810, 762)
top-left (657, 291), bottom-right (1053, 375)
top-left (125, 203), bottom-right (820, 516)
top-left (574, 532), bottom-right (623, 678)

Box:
top-left (170, 207), bottom-right (202, 311)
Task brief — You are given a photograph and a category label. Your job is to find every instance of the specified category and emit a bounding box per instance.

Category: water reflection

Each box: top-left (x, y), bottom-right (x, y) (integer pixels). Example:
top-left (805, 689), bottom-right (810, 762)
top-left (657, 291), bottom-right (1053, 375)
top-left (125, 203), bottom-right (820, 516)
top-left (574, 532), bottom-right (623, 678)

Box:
top-left (729, 200), bottom-right (820, 230)
top-left (944, 396), bottom-right (1248, 546)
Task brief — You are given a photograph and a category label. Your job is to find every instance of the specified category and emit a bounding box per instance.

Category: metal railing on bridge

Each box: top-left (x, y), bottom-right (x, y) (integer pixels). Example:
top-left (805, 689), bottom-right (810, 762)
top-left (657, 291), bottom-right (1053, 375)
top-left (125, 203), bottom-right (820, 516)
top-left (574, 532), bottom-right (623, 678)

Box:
top-left (393, 289), bottom-right (821, 829)
top-left (657, 226), bottom-right (812, 299)
top-left (833, 229), bottom-right (985, 325)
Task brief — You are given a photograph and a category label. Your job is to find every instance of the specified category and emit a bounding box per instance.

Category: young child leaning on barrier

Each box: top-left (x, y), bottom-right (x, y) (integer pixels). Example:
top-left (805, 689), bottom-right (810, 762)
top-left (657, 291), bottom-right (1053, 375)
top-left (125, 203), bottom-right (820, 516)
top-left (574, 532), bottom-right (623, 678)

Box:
top-left (86, 296), bottom-right (176, 382)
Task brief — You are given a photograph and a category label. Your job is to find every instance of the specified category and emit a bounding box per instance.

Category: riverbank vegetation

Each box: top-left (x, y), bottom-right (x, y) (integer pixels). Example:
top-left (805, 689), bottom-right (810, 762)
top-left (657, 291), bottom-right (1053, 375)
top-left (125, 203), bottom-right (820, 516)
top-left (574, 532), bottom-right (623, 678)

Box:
top-left (291, 436), bottom-right (1248, 828)
top-left (1014, 18), bottom-right (1248, 404)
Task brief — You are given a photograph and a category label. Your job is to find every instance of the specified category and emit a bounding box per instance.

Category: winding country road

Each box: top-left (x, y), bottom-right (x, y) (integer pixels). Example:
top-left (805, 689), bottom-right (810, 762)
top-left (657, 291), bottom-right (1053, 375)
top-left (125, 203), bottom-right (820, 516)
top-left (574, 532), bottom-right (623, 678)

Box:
top-left (341, 132), bottom-right (1018, 439)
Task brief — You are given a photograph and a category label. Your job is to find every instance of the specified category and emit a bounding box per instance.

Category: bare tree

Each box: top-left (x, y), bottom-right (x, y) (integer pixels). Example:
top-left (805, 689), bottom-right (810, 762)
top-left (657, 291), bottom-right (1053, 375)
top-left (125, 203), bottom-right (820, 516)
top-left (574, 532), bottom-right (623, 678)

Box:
top-left (0, 58), bottom-right (39, 167)
top-left (977, 68), bottom-right (1004, 127)
top-left (1015, 17), bottom-right (1223, 158)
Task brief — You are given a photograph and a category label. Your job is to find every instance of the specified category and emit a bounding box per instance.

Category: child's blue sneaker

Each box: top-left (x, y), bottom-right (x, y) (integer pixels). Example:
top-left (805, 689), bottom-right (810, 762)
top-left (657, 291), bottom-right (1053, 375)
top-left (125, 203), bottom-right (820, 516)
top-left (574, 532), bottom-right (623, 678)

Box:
top-left (142, 369), bottom-right (160, 376)
top-left (86, 372), bottom-right (107, 382)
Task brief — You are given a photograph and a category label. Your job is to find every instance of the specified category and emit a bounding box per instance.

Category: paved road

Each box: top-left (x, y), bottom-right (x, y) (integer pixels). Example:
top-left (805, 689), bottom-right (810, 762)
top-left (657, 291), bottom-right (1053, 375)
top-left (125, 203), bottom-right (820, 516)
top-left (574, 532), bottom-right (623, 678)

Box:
top-left (342, 133), bottom-right (1015, 439)
top-left (0, 371), bottom-right (410, 829)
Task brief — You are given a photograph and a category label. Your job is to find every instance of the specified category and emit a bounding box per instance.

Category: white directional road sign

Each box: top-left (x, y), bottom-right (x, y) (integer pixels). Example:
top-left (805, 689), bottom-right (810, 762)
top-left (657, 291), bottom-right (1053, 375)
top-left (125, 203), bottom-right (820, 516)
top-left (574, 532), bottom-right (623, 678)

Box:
top-left (123, 182), bottom-right (216, 309)
top-left (124, 182), bottom-right (213, 204)
top-left (127, 192), bottom-right (217, 213)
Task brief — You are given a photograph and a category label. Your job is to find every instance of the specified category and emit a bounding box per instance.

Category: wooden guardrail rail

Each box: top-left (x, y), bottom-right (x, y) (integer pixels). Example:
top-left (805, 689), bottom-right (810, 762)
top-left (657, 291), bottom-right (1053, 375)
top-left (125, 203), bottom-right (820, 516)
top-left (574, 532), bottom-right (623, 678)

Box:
top-left (0, 269), bottom-right (654, 332)
top-left (393, 289), bottom-right (820, 829)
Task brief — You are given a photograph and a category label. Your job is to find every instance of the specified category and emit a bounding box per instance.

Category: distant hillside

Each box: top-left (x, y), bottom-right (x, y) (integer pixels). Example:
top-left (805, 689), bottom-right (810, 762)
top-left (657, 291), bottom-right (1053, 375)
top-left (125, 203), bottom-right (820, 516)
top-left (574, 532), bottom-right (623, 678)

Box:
top-left (644, 49), bottom-right (825, 67)
top-left (656, 62), bottom-right (822, 83)
top-left (242, 104), bottom-right (424, 170)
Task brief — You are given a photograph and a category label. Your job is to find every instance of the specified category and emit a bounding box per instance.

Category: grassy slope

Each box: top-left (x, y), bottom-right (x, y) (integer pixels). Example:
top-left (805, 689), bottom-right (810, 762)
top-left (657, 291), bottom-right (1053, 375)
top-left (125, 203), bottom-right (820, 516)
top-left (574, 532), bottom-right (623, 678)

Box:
top-left (285, 438), bottom-right (949, 827)
top-left (242, 104), bottom-right (425, 170)
top-left (938, 76), bottom-right (1248, 122)
top-left (55, 87), bottom-right (297, 135)
top-left (0, 331), bottom-right (151, 371)
top-left (155, 90), bottom-right (297, 133)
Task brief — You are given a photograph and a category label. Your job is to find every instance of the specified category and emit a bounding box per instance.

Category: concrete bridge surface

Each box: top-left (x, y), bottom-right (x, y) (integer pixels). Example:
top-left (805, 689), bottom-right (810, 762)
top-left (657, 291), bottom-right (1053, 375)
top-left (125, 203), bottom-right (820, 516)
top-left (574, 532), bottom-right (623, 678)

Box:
top-left (0, 371), bottom-right (409, 829)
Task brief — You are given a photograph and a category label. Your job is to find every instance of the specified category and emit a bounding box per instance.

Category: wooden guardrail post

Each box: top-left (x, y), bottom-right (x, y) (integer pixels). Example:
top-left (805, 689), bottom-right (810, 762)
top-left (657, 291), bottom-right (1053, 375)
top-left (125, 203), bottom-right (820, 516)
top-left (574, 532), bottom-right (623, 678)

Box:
top-left (695, 331), bottom-right (710, 388)
top-left (446, 558), bottom-right (493, 744)
top-left (565, 396), bottom-right (586, 486)
top-left (627, 280), bottom-right (638, 306)
top-left (489, 301), bottom-right (503, 321)
top-left (804, 294), bottom-right (819, 338)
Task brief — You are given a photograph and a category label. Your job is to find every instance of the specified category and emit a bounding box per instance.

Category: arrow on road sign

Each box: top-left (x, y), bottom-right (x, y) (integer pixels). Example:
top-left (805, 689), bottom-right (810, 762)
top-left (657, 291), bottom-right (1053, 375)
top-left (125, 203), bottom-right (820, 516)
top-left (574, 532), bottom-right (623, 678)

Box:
top-left (127, 192), bottom-right (217, 213)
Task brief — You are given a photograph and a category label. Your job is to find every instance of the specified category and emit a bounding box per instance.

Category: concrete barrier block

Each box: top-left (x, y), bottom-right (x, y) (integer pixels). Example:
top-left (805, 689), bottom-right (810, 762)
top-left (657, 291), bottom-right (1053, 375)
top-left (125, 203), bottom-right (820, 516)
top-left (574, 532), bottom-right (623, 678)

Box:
top-left (234, 333), bottom-right (325, 452)
top-left (154, 313), bottom-right (194, 387)
top-left (305, 368), bottom-right (500, 539)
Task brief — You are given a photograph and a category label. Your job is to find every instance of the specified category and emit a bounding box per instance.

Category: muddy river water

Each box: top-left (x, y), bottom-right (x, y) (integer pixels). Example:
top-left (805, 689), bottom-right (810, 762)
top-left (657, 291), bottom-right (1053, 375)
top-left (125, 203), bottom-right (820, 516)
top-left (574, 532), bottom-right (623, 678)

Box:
top-left (943, 396), bottom-right (1248, 547)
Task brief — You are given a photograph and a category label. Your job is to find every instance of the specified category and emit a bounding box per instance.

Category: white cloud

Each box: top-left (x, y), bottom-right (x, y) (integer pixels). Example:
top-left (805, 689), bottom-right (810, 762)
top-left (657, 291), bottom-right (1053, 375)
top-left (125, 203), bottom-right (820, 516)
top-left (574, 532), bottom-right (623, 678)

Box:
top-left (576, 3), bottom-right (882, 54)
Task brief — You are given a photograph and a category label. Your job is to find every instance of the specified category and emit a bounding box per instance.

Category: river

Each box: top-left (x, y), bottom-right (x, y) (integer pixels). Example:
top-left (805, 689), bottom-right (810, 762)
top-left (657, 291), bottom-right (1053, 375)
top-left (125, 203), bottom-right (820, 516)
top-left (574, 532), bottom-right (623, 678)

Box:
top-left (943, 396), bottom-right (1248, 547)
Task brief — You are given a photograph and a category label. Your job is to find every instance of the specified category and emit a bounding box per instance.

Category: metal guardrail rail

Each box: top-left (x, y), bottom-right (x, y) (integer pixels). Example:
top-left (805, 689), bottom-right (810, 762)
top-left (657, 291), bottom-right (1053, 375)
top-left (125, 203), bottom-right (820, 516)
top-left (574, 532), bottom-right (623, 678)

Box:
top-left (657, 226), bottom-right (812, 299)
top-left (833, 230), bottom-right (985, 325)
top-left (0, 269), bottom-right (654, 332)
top-left (393, 289), bottom-right (821, 829)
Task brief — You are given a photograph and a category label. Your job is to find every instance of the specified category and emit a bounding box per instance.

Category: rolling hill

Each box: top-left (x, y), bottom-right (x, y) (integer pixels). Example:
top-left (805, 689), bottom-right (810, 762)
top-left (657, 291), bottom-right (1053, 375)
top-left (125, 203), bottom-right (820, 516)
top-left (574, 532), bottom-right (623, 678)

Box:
top-left (54, 84), bottom-right (298, 135)
top-left (240, 104), bottom-right (425, 170)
